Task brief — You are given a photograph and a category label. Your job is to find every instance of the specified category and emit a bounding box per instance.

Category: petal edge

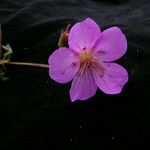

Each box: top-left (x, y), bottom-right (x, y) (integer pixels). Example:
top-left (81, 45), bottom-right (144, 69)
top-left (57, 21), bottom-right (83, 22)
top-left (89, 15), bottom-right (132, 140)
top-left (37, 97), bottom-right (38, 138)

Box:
top-left (48, 48), bottom-right (80, 83)
top-left (68, 18), bottom-right (101, 52)
top-left (93, 27), bottom-right (127, 62)
top-left (70, 67), bottom-right (97, 102)
top-left (93, 62), bottom-right (128, 94)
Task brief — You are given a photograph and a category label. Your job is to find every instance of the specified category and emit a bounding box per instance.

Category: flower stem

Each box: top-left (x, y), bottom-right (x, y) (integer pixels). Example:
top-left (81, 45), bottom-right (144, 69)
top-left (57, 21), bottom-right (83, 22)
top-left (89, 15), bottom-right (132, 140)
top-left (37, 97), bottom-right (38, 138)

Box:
top-left (0, 60), bottom-right (49, 68)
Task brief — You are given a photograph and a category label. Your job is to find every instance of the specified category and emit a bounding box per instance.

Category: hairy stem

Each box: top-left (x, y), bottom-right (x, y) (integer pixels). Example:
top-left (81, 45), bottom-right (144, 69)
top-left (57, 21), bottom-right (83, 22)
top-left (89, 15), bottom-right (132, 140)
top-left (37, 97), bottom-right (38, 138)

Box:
top-left (0, 60), bottom-right (49, 69)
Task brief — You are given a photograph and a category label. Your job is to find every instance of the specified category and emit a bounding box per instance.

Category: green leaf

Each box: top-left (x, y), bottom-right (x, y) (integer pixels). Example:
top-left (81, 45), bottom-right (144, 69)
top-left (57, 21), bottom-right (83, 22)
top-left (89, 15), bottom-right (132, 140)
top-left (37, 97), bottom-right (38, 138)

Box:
top-left (0, 43), bottom-right (13, 81)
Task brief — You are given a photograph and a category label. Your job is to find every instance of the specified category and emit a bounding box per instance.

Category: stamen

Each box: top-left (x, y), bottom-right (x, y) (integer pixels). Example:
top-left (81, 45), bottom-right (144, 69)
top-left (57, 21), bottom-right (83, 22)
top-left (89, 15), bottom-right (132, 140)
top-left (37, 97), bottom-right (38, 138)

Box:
top-left (79, 51), bottom-right (104, 77)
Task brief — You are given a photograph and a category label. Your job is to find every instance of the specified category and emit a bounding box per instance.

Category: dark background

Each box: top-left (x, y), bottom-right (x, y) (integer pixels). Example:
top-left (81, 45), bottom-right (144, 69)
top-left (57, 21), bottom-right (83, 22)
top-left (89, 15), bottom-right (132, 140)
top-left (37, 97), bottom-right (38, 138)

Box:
top-left (0, 0), bottom-right (150, 149)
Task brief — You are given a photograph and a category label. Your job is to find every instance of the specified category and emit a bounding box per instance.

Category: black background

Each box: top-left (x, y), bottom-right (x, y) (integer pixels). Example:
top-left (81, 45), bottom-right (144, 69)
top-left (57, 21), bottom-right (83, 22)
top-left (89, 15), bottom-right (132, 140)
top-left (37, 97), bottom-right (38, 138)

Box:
top-left (0, 0), bottom-right (150, 149)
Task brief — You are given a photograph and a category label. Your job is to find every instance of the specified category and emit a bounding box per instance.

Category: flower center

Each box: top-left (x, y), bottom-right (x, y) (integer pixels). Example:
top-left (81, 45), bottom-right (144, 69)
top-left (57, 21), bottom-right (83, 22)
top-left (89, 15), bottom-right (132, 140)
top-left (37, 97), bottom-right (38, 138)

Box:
top-left (79, 51), bottom-right (96, 72)
top-left (79, 51), bottom-right (104, 77)
top-left (80, 51), bottom-right (94, 63)
top-left (80, 52), bottom-right (89, 61)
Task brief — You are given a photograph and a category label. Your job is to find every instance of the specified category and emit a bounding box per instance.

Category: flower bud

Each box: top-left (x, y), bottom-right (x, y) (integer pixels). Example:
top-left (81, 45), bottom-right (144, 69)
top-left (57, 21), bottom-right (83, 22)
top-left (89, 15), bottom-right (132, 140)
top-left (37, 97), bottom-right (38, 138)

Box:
top-left (58, 24), bottom-right (71, 47)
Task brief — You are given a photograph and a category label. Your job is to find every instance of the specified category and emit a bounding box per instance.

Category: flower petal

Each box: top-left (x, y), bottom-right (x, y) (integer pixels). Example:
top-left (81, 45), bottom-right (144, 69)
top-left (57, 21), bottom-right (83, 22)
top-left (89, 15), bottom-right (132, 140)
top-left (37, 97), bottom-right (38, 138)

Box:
top-left (48, 48), bottom-right (80, 83)
top-left (70, 68), bottom-right (97, 102)
top-left (93, 62), bottom-right (128, 94)
top-left (68, 18), bottom-right (101, 52)
top-left (93, 27), bottom-right (127, 61)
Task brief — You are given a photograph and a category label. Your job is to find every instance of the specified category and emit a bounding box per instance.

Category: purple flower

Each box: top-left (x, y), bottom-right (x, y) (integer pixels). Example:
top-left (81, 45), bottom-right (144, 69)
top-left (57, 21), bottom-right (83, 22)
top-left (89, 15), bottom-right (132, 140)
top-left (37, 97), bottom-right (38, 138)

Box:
top-left (48, 18), bottom-right (128, 102)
